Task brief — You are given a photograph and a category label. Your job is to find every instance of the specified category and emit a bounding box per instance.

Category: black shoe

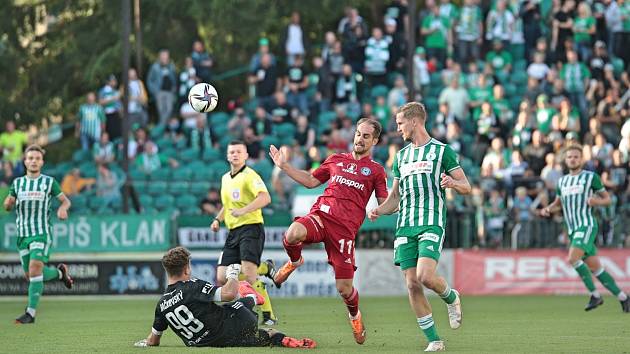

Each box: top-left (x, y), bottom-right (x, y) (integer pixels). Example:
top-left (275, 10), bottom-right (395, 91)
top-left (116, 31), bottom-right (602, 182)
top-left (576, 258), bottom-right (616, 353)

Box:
top-left (15, 312), bottom-right (35, 324)
top-left (585, 295), bottom-right (604, 311)
top-left (58, 264), bottom-right (73, 289)
top-left (621, 297), bottom-right (630, 313)
top-left (261, 312), bottom-right (278, 326)
top-left (262, 259), bottom-right (277, 281)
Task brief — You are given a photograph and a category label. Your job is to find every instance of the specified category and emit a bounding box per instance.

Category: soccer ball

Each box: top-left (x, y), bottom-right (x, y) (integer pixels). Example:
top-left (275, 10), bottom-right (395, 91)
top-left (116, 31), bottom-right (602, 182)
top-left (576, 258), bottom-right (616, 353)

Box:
top-left (188, 83), bottom-right (219, 113)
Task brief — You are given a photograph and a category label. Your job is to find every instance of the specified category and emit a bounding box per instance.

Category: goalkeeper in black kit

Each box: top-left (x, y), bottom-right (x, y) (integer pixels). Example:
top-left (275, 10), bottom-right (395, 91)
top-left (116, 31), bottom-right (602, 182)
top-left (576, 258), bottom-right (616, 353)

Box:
top-left (134, 247), bottom-right (316, 349)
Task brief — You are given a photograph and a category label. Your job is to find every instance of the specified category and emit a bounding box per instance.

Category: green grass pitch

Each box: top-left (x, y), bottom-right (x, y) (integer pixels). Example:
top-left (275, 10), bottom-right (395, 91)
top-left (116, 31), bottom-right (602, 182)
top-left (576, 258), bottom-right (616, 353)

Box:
top-left (1, 295), bottom-right (629, 353)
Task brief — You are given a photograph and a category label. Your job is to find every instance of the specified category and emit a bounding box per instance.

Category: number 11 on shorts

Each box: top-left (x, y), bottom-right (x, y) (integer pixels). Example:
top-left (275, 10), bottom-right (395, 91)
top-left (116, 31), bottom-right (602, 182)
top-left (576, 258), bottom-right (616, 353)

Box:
top-left (338, 239), bottom-right (353, 254)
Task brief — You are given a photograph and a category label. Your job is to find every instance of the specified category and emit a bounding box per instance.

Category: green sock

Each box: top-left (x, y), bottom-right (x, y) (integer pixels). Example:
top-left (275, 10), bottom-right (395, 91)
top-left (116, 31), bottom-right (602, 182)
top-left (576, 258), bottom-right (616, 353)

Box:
top-left (595, 269), bottom-right (622, 296)
top-left (439, 285), bottom-right (457, 304)
top-left (43, 266), bottom-right (60, 281)
top-left (28, 276), bottom-right (44, 312)
top-left (417, 314), bottom-right (440, 342)
top-left (573, 261), bottom-right (596, 292)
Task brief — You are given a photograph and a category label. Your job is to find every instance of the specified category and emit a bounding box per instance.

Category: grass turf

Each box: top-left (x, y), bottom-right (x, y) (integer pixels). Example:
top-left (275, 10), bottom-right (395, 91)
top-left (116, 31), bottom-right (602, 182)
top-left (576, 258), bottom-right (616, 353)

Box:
top-left (0, 295), bottom-right (629, 353)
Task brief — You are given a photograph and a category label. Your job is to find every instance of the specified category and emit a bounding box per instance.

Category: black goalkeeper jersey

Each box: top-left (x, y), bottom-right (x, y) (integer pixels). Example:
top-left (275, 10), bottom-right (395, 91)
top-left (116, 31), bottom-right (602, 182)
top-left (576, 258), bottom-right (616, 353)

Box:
top-left (152, 278), bottom-right (227, 347)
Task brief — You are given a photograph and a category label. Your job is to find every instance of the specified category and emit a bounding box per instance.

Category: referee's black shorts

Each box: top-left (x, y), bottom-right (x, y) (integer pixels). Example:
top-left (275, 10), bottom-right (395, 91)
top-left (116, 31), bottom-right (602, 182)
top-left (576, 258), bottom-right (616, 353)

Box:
top-left (218, 223), bottom-right (265, 266)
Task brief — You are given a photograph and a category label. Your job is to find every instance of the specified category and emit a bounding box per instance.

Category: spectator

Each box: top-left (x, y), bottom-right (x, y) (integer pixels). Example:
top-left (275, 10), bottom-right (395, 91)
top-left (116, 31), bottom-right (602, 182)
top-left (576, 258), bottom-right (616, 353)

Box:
top-left (592, 133), bottom-right (614, 167)
top-left (477, 101), bottom-right (499, 143)
top-left (364, 27), bottom-right (390, 88)
top-left (0, 120), bottom-right (29, 174)
top-left (374, 95), bottom-right (391, 128)
top-left (602, 149), bottom-right (629, 194)
top-left (338, 117), bottom-right (355, 142)
top-left (179, 56), bottom-right (199, 105)
top-left (96, 164), bottom-right (123, 209)
top-left (77, 92), bottom-right (106, 151)
top-left (511, 186), bottom-right (533, 248)
top-left (412, 47), bottom-right (431, 94)
top-left (551, 0), bottom-right (576, 62)
top-left (269, 92), bottom-right (292, 124)
top-left (486, 0), bottom-right (515, 47)
top-left (438, 74), bottom-right (470, 120)
top-left (456, 0), bottom-right (483, 66)
top-left (434, 103), bottom-right (457, 140)
top-left (98, 74), bottom-right (122, 141)
top-left (523, 130), bottom-right (551, 174)
top-left (583, 117), bottom-right (602, 146)
top-left (328, 40), bottom-right (345, 81)
top-left (61, 168), bottom-right (95, 197)
top-left (387, 76), bottom-right (408, 108)
top-left (540, 152), bottom-right (563, 187)
top-left (335, 64), bottom-right (359, 105)
top-left (560, 50), bottom-right (590, 118)
top-left (589, 41), bottom-right (611, 82)
top-left (481, 137), bottom-right (508, 177)
top-left (512, 107), bottom-right (533, 150)
top-left (294, 115), bottom-right (315, 150)
top-left (343, 19), bottom-right (368, 73)
top-left (249, 53), bottom-right (279, 109)
top-left (321, 31), bottom-right (337, 62)
top-left (227, 108), bottom-right (251, 140)
top-left (1, 161), bottom-right (15, 187)
top-left (286, 55), bottom-right (309, 114)
top-left (326, 129), bottom-right (348, 154)
top-left (525, 77), bottom-right (544, 104)
top-left (484, 189), bottom-right (507, 248)
top-left (520, 0), bottom-right (542, 54)
top-left (469, 74), bottom-right (493, 115)
top-left (191, 40), bottom-right (213, 83)
top-left (136, 141), bottom-right (178, 174)
top-left (180, 99), bottom-right (205, 131)
top-left (311, 56), bottom-right (334, 113)
top-left (384, 17), bottom-right (406, 74)
top-left (271, 145), bottom-right (306, 208)
top-left (242, 127), bottom-right (262, 161)
top-left (385, 0), bottom-right (409, 34)
top-left (596, 88), bottom-right (622, 145)
top-left (93, 132), bottom-right (115, 165)
top-left (605, 0), bottom-right (623, 60)
top-left (248, 37), bottom-right (276, 72)
top-left (573, 2), bottom-right (597, 61)
top-left (147, 49), bottom-right (177, 125)
top-left (553, 99), bottom-right (581, 135)
top-left (165, 116), bottom-right (184, 143)
top-left (189, 116), bottom-right (213, 152)
top-left (527, 51), bottom-right (550, 80)
top-left (128, 127), bottom-right (151, 160)
top-left (485, 40), bottom-right (513, 77)
top-left (252, 106), bottom-right (273, 137)
top-left (421, 4), bottom-right (449, 68)
top-left (283, 12), bottom-right (307, 66)
top-left (534, 94), bottom-right (556, 135)
top-left (200, 188), bottom-right (222, 216)
top-left (340, 7), bottom-right (368, 41)
top-left (547, 78), bottom-right (570, 108)
top-left (124, 68), bottom-right (148, 128)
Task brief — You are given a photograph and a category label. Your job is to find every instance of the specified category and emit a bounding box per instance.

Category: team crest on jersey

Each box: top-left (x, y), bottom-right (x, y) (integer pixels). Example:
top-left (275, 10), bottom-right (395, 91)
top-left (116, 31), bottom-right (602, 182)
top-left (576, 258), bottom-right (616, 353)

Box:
top-left (231, 189), bottom-right (241, 201)
top-left (361, 167), bottom-right (371, 176)
top-left (343, 163), bottom-right (358, 175)
top-left (426, 152), bottom-right (437, 160)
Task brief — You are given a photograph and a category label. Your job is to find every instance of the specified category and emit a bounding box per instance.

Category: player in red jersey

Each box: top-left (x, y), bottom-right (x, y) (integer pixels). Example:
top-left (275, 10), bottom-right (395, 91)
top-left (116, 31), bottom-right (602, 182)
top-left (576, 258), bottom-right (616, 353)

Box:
top-left (268, 118), bottom-right (388, 345)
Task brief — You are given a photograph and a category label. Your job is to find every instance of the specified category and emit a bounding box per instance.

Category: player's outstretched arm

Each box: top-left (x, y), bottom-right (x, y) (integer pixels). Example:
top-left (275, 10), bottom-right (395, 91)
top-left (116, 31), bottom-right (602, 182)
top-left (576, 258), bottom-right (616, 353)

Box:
top-left (269, 145), bottom-right (322, 188)
top-left (56, 194), bottom-right (71, 220)
top-left (368, 179), bottom-right (401, 220)
top-left (440, 169), bottom-right (472, 195)
top-left (3, 196), bottom-right (15, 211)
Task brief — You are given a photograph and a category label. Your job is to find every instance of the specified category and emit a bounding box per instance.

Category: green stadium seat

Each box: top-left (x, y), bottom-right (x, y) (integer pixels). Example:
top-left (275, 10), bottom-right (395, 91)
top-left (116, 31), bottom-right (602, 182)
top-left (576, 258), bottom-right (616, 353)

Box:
top-left (612, 57), bottom-right (624, 76)
top-left (513, 59), bottom-right (527, 72)
top-left (210, 112), bottom-right (230, 125)
top-left (208, 160), bottom-right (229, 174)
top-left (72, 150), bottom-right (91, 164)
top-left (147, 181), bottom-right (168, 196)
top-left (169, 181), bottom-right (190, 194)
top-left (171, 167), bottom-right (192, 181)
top-left (179, 148), bottom-right (201, 163)
top-left (274, 123), bottom-right (296, 139)
top-left (192, 167), bottom-right (216, 181)
top-left (510, 96), bottom-right (523, 112)
top-left (202, 148), bottom-right (221, 162)
top-left (190, 181), bottom-right (212, 194)
top-left (130, 169), bottom-right (149, 182)
top-left (260, 136), bottom-right (280, 150)
top-left (161, 147), bottom-right (177, 159)
top-left (370, 85), bottom-right (389, 99)
top-left (154, 195), bottom-right (175, 211)
top-left (150, 124), bottom-right (166, 140)
top-left (139, 194), bottom-right (153, 209)
top-left (212, 124), bottom-right (229, 138)
top-left (155, 137), bottom-right (174, 150)
top-left (174, 138), bottom-right (189, 150)
top-left (151, 168), bottom-right (171, 181)
top-left (251, 159), bottom-right (273, 181)
top-left (180, 205), bottom-right (201, 216)
top-left (175, 194), bottom-right (197, 209)
top-left (70, 195), bottom-right (88, 211)
top-left (503, 83), bottom-right (517, 98)
top-left (424, 97), bottom-right (439, 112)
top-left (430, 72), bottom-right (442, 85)
top-left (510, 71), bottom-right (528, 85)
top-left (142, 206), bottom-right (160, 215)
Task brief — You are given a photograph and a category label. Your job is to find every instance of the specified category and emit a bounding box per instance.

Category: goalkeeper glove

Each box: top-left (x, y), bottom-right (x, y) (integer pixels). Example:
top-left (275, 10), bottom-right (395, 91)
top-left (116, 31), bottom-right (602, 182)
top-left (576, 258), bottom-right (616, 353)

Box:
top-left (225, 263), bottom-right (241, 281)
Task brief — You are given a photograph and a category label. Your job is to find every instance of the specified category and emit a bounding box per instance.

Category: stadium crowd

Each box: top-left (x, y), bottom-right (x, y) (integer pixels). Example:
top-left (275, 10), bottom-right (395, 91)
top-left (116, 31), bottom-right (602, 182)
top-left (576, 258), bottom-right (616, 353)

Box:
top-left (1, 0), bottom-right (630, 250)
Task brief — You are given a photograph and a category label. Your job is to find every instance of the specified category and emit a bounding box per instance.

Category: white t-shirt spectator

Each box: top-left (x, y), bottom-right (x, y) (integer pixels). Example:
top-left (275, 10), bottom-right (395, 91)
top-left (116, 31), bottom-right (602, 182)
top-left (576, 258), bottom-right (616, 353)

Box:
top-left (527, 62), bottom-right (550, 80)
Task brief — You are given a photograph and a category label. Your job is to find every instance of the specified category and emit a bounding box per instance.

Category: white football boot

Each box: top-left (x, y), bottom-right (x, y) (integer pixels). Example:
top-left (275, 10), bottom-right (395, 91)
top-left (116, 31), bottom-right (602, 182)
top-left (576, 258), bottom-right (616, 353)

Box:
top-left (446, 289), bottom-right (462, 329)
top-left (424, 340), bottom-right (445, 352)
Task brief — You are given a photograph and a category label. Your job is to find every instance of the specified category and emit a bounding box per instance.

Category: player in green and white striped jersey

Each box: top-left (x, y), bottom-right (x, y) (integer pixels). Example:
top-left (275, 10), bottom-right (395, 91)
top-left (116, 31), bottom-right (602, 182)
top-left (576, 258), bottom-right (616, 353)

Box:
top-left (368, 102), bottom-right (472, 352)
top-left (3, 145), bottom-right (74, 324)
top-left (541, 145), bottom-right (629, 313)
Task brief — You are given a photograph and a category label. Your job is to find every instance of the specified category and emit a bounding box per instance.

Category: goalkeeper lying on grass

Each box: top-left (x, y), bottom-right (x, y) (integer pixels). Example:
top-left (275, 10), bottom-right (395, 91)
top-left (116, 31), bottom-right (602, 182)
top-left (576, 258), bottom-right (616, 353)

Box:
top-left (134, 247), bottom-right (316, 348)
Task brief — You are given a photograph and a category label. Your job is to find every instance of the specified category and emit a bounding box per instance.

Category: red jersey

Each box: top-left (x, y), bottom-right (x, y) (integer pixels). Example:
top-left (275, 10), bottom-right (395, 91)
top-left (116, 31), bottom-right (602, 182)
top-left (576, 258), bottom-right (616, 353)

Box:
top-left (310, 153), bottom-right (388, 235)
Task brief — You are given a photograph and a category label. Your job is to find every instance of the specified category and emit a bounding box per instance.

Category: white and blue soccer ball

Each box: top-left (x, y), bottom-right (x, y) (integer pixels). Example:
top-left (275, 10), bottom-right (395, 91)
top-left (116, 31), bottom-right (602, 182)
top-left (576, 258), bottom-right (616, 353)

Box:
top-left (188, 83), bottom-right (219, 113)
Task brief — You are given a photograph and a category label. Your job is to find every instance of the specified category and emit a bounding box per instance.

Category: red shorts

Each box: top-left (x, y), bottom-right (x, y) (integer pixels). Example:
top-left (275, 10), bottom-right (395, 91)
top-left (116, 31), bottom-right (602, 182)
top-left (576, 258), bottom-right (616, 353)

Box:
top-left (295, 212), bottom-right (357, 279)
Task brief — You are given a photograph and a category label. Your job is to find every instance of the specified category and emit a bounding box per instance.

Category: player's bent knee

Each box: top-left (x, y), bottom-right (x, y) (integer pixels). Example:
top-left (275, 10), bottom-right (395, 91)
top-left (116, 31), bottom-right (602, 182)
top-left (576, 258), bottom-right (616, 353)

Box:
top-left (285, 223), bottom-right (307, 244)
top-left (418, 273), bottom-right (435, 289)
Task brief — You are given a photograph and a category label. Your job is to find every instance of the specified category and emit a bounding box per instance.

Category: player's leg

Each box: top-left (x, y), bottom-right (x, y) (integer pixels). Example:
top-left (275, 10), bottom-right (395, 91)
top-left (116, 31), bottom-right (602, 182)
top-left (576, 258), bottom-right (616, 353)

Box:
top-left (258, 328), bottom-right (317, 349)
top-left (239, 225), bottom-right (277, 325)
top-left (585, 256), bottom-right (629, 312)
top-left (336, 277), bottom-right (366, 344)
top-left (416, 229), bottom-right (462, 330)
top-left (403, 266), bottom-right (443, 352)
top-left (216, 233), bottom-right (242, 285)
top-left (275, 215), bottom-right (323, 286)
top-left (566, 228), bottom-right (602, 310)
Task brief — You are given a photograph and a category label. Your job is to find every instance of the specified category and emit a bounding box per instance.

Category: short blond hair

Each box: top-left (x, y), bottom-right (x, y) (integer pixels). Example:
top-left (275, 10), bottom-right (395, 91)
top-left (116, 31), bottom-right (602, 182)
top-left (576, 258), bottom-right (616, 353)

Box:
top-left (563, 144), bottom-right (583, 156)
top-left (399, 102), bottom-right (427, 121)
top-left (24, 145), bottom-right (46, 157)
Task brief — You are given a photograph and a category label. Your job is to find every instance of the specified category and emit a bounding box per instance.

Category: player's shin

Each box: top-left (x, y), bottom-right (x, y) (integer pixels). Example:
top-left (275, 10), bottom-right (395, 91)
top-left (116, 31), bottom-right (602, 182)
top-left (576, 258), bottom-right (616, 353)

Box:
top-left (254, 280), bottom-right (277, 322)
top-left (573, 260), bottom-right (597, 294)
top-left (43, 266), bottom-right (60, 281)
top-left (594, 268), bottom-right (627, 300)
top-left (27, 275), bottom-right (44, 316)
top-left (418, 314), bottom-right (440, 342)
top-left (282, 235), bottom-right (303, 263)
top-left (342, 287), bottom-right (360, 317)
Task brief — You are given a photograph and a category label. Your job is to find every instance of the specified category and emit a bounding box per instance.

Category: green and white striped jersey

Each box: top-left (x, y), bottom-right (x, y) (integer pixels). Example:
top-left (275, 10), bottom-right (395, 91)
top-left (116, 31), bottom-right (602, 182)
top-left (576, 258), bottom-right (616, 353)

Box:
top-left (9, 174), bottom-right (63, 237)
top-left (78, 103), bottom-right (105, 139)
top-left (556, 170), bottom-right (604, 234)
top-left (392, 139), bottom-right (461, 236)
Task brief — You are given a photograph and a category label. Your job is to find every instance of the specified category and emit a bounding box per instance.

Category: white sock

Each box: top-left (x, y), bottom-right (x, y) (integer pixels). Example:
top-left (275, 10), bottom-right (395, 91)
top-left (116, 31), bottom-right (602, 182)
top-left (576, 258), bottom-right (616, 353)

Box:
top-left (618, 292), bottom-right (628, 301)
top-left (58, 269), bottom-right (62, 279)
top-left (26, 307), bottom-right (36, 317)
top-left (591, 290), bottom-right (601, 298)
